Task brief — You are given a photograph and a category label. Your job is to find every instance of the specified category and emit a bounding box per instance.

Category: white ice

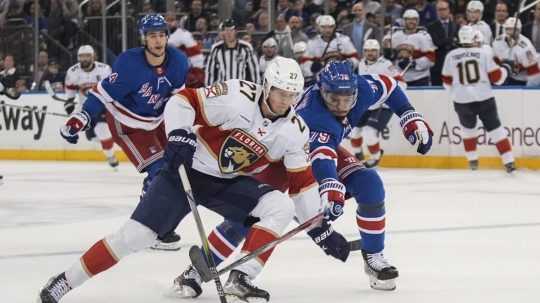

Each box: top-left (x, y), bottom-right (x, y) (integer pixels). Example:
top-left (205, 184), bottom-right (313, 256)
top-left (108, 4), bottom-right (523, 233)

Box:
top-left (1, 160), bottom-right (540, 303)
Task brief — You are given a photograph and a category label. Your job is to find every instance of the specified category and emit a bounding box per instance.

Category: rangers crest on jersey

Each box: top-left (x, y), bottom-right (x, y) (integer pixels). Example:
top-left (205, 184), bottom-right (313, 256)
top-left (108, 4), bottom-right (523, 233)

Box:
top-left (219, 129), bottom-right (268, 174)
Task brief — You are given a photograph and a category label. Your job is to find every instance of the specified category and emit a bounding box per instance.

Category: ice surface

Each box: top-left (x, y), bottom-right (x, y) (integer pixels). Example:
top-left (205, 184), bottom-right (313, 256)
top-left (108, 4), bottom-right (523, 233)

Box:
top-left (1, 161), bottom-right (539, 303)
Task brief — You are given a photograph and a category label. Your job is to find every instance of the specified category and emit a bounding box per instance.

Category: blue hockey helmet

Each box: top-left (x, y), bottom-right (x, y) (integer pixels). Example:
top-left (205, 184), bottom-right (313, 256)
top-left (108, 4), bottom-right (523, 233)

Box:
top-left (317, 60), bottom-right (358, 116)
top-left (138, 14), bottom-right (168, 36)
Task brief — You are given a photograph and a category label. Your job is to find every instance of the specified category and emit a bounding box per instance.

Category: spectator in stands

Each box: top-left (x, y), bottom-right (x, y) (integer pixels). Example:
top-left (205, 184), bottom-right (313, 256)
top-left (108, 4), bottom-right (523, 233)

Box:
top-left (277, 0), bottom-right (290, 16)
top-left (85, 0), bottom-right (102, 17)
top-left (266, 14), bottom-right (294, 58)
top-left (289, 15), bottom-right (308, 44)
top-left (364, 0), bottom-right (382, 15)
top-left (259, 37), bottom-right (278, 75)
top-left (180, 0), bottom-right (208, 32)
top-left (342, 2), bottom-right (383, 56)
top-left (415, 0), bottom-right (437, 26)
top-left (491, 1), bottom-right (510, 40)
top-left (31, 50), bottom-right (49, 88)
top-left (208, 13), bottom-right (221, 31)
top-left (522, 3), bottom-right (540, 51)
top-left (142, 0), bottom-right (155, 14)
top-left (0, 54), bottom-right (20, 89)
top-left (304, 12), bottom-right (320, 38)
top-left (38, 59), bottom-right (65, 91)
top-left (428, 0), bottom-right (459, 86)
top-left (23, 1), bottom-right (47, 31)
top-left (194, 17), bottom-right (216, 50)
top-left (0, 0), bottom-right (9, 30)
top-left (286, 0), bottom-right (309, 23)
top-left (382, 0), bottom-right (404, 22)
top-left (15, 78), bottom-right (28, 93)
top-left (256, 11), bottom-right (270, 31)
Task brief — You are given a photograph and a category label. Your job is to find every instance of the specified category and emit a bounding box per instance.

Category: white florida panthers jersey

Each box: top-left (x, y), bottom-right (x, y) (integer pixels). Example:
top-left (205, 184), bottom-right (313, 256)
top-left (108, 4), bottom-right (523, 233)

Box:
top-left (65, 61), bottom-right (112, 111)
top-left (492, 34), bottom-right (540, 85)
top-left (442, 46), bottom-right (507, 103)
top-left (389, 29), bottom-right (436, 82)
top-left (165, 79), bottom-right (316, 197)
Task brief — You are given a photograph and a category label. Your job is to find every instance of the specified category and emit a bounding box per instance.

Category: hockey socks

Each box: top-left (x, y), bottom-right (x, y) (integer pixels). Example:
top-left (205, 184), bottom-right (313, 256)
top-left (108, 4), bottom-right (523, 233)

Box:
top-left (208, 220), bottom-right (248, 265)
top-left (356, 203), bottom-right (385, 254)
top-left (489, 127), bottom-right (514, 165)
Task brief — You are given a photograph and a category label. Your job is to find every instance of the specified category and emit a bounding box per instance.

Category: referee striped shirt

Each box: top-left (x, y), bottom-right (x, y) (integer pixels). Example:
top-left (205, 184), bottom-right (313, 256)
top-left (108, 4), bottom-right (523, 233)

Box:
top-left (205, 39), bottom-right (261, 86)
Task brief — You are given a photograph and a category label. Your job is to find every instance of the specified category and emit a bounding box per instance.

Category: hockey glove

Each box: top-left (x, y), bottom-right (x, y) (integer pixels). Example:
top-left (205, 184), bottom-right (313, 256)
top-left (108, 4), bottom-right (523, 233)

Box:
top-left (63, 98), bottom-right (76, 115)
top-left (59, 111), bottom-right (91, 144)
top-left (319, 178), bottom-right (346, 222)
top-left (307, 220), bottom-right (350, 262)
top-left (311, 61), bottom-right (324, 74)
top-left (399, 110), bottom-right (433, 154)
top-left (397, 58), bottom-right (415, 71)
top-left (0, 78), bottom-right (21, 100)
top-left (164, 128), bottom-right (197, 171)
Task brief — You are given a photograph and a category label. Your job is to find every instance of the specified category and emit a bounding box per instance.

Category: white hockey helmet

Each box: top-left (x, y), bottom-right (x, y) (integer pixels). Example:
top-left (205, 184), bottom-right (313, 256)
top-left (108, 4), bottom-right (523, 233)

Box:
top-left (363, 39), bottom-right (380, 51)
top-left (293, 41), bottom-right (307, 54)
top-left (78, 45), bottom-right (95, 57)
top-left (403, 9), bottom-right (419, 19)
top-left (503, 17), bottom-right (522, 30)
top-left (263, 56), bottom-right (304, 95)
top-left (458, 25), bottom-right (476, 45)
top-left (467, 1), bottom-right (484, 12)
top-left (262, 37), bottom-right (278, 48)
top-left (317, 15), bottom-right (336, 27)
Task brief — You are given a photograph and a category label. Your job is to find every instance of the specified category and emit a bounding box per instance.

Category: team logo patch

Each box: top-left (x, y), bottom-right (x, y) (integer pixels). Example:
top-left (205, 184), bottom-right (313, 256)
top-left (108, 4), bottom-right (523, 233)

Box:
top-left (317, 132), bottom-right (330, 143)
top-left (219, 129), bottom-right (267, 174)
top-left (108, 73), bottom-right (118, 83)
top-left (205, 82), bottom-right (229, 98)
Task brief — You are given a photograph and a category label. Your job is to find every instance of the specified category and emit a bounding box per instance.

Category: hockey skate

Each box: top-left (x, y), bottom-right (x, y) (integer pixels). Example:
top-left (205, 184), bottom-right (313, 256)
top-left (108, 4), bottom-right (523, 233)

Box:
top-left (107, 155), bottom-right (119, 170)
top-left (37, 272), bottom-right (72, 303)
top-left (224, 270), bottom-right (270, 302)
top-left (504, 162), bottom-right (516, 173)
top-left (172, 264), bottom-right (203, 298)
top-left (362, 251), bottom-right (399, 291)
top-left (151, 231), bottom-right (182, 251)
top-left (469, 160), bottom-right (479, 171)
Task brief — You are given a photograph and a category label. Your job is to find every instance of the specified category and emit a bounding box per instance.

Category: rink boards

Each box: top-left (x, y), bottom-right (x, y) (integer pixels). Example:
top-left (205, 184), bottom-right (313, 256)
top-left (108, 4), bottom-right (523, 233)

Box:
top-left (1, 88), bottom-right (539, 169)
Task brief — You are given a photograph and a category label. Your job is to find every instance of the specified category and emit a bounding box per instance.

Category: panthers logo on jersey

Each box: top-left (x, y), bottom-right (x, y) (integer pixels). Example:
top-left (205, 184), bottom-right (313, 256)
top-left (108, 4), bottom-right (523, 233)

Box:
top-left (219, 129), bottom-right (267, 174)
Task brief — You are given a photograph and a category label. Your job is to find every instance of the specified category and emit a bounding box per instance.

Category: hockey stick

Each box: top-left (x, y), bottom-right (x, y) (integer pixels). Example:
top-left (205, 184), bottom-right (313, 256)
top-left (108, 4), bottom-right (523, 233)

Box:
top-left (43, 81), bottom-right (75, 103)
top-left (191, 212), bottom-right (325, 283)
top-left (0, 101), bottom-right (68, 117)
top-left (520, 0), bottom-right (540, 14)
top-left (178, 165), bottom-right (228, 303)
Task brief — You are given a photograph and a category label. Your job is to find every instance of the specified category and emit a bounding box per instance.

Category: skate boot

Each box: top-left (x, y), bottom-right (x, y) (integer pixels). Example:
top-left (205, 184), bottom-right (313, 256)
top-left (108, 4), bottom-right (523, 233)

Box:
top-left (151, 231), bottom-right (182, 251)
top-left (504, 162), bottom-right (516, 173)
top-left (172, 265), bottom-right (203, 298)
top-left (37, 272), bottom-right (72, 303)
top-left (469, 160), bottom-right (479, 171)
top-left (364, 150), bottom-right (384, 168)
top-left (224, 270), bottom-right (270, 302)
top-left (362, 251), bottom-right (399, 291)
top-left (107, 155), bottom-right (119, 169)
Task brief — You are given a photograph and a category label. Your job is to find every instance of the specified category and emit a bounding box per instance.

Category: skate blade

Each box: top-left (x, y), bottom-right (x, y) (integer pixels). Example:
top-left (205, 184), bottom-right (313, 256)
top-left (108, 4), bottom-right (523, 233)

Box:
top-left (150, 241), bottom-right (182, 251)
top-left (369, 276), bottom-right (396, 291)
top-left (225, 294), bottom-right (268, 303)
top-left (167, 284), bottom-right (199, 299)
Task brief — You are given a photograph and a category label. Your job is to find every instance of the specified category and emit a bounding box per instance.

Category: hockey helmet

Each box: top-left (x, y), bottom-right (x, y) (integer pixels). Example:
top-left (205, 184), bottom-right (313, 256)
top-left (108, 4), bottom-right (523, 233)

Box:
top-left (503, 17), bottom-right (522, 30)
top-left (458, 26), bottom-right (476, 45)
top-left (467, 1), bottom-right (484, 12)
top-left (363, 39), bottom-right (380, 51)
top-left (78, 45), bottom-right (95, 57)
top-left (293, 41), bottom-right (307, 54)
top-left (317, 60), bottom-right (358, 115)
top-left (138, 14), bottom-right (168, 36)
top-left (317, 15), bottom-right (336, 27)
top-left (403, 9), bottom-right (419, 19)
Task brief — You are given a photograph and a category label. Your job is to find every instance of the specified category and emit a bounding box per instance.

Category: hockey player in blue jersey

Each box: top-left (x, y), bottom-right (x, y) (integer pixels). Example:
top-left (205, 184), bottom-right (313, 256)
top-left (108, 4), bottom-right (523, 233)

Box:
top-left (173, 60), bottom-right (434, 297)
top-left (58, 14), bottom-right (189, 250)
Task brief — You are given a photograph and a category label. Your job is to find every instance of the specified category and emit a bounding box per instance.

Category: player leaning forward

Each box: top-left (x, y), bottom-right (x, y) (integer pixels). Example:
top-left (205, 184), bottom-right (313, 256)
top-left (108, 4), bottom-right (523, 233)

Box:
top-left (37, 57), bottom-right (327, 302)
top-left (442, 26), bottom-right (516, 172)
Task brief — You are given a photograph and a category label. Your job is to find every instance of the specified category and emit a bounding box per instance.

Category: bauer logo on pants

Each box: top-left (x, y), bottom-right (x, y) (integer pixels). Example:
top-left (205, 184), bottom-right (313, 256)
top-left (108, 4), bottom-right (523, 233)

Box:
top-left (219, 129), bottom-right (267, 174)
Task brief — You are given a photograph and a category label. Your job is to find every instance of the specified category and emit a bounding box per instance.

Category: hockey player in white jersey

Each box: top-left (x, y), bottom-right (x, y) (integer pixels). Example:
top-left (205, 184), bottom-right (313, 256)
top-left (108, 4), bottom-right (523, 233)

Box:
top-left (300, 15), bottom-right (359, 84)
top-left (388, 9), bottom-right (436, 86)
top-left (259, 37), bottom-right (279, 75)
top-left (492, 17), bottom-right (540, 86)
top-left (466, 1), bottom-right (492, 45)
top-left (350, 39), bottom-right (405, 166)
top-left (64, 45), bottom-right (118, 168)
top-left (442, 26), bottom-right (516, 172)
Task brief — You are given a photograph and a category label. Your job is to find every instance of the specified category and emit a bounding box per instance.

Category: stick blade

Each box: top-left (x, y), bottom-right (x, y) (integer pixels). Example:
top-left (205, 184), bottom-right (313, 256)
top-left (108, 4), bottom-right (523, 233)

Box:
top-left (348, 239), bottom-right (363, 251)
top-left (188, 245), bottom-right (214, 282)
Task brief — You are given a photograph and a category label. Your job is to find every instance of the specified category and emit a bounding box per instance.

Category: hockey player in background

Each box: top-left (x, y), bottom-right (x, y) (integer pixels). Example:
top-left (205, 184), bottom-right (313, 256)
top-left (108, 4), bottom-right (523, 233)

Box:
top-left (173, 60), bottom-right (434, 298)
top-left (349, 39), bottom-right (406, 166)
top-left (300, 15), bottom-right (359, 85)
top-left (0, 77), bottom-right (21, 186)
top-left (466, 1), bottom-right (492, 45)
top-left (166, 13), bottom-right (205, 88)
top-left (38, 57), bottom-right (322, 303)
top-left (259, 37), bottom-right (279, 75)
top-left (63, 45), bottom-right (119, 168)
top-left (57, 14), bottom-right (189, 250)
top-left (442, 26), bottom-right (516, 172)
top-left (492, 17), bottom-right (540, 86)
top-left (388, 9), bottom-right (436, 86)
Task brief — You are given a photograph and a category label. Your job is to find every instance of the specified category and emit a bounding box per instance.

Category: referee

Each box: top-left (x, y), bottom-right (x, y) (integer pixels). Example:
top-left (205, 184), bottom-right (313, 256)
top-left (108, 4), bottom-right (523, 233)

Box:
top-left (205, 19), bottom-right (261, 86)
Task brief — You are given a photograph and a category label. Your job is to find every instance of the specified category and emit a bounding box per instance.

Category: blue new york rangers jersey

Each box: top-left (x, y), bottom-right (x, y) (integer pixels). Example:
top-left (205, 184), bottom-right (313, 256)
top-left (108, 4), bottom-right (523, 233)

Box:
top-left (83, 46), bottom-right (189, 130)
top-left (297, 74), bottom-right (413, 182)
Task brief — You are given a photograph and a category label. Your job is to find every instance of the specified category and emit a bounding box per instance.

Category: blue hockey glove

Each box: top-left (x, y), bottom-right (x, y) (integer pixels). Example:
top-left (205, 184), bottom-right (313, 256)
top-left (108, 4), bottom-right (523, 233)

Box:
top-left (59, 111), bottom-right (90, 144)
top-left (399, 110), bottom-right (433, 154)
top-left (307, 220), bottom-right (350, 262)
top-left (164, 128), bottom-right (197, 171)
top-left (319, 178), bottom-right (346, 222)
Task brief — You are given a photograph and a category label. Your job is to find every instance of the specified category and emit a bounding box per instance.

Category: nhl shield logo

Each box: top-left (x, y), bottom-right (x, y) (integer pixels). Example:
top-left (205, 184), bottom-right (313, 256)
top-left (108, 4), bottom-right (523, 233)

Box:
top-left (219, 129), bottom-right (267, 174)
